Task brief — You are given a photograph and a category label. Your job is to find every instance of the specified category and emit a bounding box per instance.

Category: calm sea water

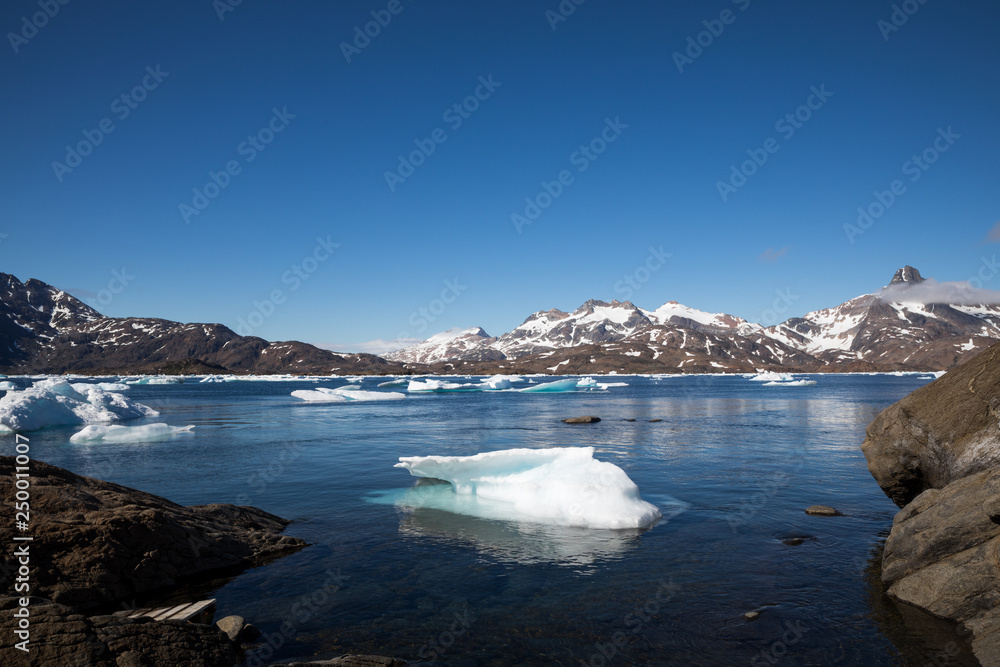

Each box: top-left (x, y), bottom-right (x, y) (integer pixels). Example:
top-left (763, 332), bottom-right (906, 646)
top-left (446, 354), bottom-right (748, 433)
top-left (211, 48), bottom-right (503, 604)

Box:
top-left (22, 374), bottom-right (980, 666)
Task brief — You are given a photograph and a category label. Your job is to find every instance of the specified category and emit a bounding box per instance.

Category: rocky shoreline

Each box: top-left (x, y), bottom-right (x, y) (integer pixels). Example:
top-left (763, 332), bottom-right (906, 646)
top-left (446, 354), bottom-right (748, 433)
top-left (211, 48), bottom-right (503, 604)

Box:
top-left (0, 458), bottom-right (405, 666)
top-left (862, 342), bottom-right (1000, 665)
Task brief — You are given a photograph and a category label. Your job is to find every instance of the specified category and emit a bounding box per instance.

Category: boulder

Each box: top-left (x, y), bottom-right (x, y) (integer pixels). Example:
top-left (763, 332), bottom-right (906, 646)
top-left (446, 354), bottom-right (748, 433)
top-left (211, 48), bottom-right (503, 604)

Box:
top-left (804, 505), bottom-right (841, 516)
top-left (562, 416), bottom-right (601, 423)
top-left (862, 343), bottom-right (1000, 507)
top-left (216, 614), bottom-right (246, 642)
top-left (862, 342), bottom-right (1000, 664)
top-left (0, 457), bottom-right (306, 611)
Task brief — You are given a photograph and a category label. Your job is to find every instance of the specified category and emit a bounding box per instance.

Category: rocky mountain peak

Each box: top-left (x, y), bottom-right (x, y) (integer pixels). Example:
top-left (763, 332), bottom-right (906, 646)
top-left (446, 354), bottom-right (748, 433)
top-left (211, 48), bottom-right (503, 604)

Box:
top-left (889, 266), bottom-right (925, 286)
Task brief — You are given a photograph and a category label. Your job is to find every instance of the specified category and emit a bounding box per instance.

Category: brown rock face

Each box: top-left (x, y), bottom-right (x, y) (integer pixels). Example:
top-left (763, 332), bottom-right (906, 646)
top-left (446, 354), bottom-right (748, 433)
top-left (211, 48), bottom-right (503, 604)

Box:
top-left (0, 457), bottom-right (306, 612)
top-left (0, 596), bottom-right (238, 667)
top-left (862, 342), bottom-right (1000, 507)
top-left (861, 342), bottom-right (1000, 665)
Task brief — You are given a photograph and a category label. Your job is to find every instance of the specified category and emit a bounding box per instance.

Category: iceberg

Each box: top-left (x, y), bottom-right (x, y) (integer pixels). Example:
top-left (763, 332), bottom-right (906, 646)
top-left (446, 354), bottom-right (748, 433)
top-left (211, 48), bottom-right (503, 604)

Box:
top-left (70, 423), bottom-right (195, 443)
top-left (96, 382), bottom-right (130, 392)
top-left (0, 379), bottom-right (158, 432)
top-left (519, 378), bottom-right (584, 393)
top-left (291, 387), bottom-right (405, 402)
top-left (377, 378), bottom-right (409, 388)
top-left (763, 379), bottom-right (817, 386)
top-left (125, 376), bottom-right (183, 385)
top-left (393, 447), bottom-right (662, 530)
top-left (748, 371), bottom-right (794, 382)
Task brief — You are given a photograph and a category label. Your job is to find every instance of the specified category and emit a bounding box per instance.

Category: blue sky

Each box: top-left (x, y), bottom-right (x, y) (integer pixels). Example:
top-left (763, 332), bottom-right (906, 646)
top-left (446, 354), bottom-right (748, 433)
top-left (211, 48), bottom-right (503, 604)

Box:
top-left (2, 1), bottom-right (998, 352)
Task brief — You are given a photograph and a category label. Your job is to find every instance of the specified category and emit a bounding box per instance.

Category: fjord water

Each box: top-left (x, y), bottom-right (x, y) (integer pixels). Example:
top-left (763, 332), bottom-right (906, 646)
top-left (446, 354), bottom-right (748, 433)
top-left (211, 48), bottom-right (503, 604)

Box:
top-left (29, 375), bottom-right (976, 665)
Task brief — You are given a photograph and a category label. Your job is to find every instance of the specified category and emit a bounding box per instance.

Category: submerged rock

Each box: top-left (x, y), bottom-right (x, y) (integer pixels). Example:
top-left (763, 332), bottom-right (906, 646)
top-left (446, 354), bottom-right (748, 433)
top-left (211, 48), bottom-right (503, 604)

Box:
top-left (562, 415), bottom-right (601, 423)
top-left (861, 342), bottom-right (1000, 665)
top-left (0, 456), bottom-right (306, 611)
top-left (804, 505), bottom-right (841, 516)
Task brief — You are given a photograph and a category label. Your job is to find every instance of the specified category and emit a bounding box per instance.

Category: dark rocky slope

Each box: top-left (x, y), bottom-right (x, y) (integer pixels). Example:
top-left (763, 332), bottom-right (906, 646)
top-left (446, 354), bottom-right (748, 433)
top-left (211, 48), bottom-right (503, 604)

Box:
top-left (862, 342), bottom-right (1000, 664)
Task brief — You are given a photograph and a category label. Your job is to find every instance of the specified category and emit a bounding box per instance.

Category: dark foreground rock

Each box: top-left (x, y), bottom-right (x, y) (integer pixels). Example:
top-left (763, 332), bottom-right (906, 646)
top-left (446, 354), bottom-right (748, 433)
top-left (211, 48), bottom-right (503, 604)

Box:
top-left (278, 657), bottom-right (407, 666)
top-left (0, 595), bottom-right (237, 667)
top-left (0, 456), bottom-right (306, 611)
top-left (862, 342), bottom-right (1000, 665)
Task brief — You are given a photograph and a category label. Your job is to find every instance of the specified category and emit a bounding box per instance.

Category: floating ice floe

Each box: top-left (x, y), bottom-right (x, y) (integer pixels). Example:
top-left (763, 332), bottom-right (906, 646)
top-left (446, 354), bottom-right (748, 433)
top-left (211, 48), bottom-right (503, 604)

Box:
top-left (407, 376), bottom-right (513, 393)
top-left (0, 379), bottom-right (158, 432)
top-left (0, 381), bottom-right (17, 391)
top-left (748, 371), bottom-right (795, 382)
top-left (70, 423), bottom-right (195, 443)
top-left (392, 447), bottom-right (663, 530)
top-left (291, 387), bottom-right (405, 402)
top-left (377, 378), bottom-right (409, 388)
top-left (763, 379), bottom-right (817, 387)
top-left (96, 382), bottom-right (130, 392)
top-left (125, 376), bottom-right (183, 385)
top-left (519, 378), bottom-right (605, 393)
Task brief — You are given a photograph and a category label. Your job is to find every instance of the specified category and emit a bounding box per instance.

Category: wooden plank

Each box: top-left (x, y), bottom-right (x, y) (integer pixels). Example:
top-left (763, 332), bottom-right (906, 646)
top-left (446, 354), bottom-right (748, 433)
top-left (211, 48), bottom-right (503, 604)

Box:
top-left (124, 599), bottom-right (216, 622)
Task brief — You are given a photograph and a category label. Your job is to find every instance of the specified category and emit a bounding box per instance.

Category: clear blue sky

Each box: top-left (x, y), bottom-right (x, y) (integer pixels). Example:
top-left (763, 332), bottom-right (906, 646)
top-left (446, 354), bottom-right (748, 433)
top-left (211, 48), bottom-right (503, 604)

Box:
top-left (2, 1), bottom-right (998, 352)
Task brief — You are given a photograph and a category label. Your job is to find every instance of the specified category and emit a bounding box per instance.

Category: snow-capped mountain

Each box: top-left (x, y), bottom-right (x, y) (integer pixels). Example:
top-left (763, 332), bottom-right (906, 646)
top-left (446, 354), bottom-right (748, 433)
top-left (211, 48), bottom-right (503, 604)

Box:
top-left (0, 273), bottom-right (404, 375)
top-left (391, 266), bottom-right (1000, 373)
top-left (385, 327), bottom-right (502, 364)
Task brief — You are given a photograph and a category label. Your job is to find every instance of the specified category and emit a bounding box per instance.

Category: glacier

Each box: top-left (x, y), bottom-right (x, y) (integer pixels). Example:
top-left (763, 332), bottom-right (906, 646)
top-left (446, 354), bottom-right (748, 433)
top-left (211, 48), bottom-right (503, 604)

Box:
top-left (70, 423), bottom-right (195, 443)
top-left (392, 447), bottom-right (663, 530)
top-left (0, 379), bottom-right (158, 432)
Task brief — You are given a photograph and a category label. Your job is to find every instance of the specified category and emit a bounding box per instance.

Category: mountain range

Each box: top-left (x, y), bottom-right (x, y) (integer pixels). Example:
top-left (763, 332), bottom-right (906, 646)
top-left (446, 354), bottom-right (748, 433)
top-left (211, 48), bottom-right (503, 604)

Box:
top-left (0, 273), bottom-right (401, 375)
top-left (386, 266), bottom-right (1000, 374)
top-left (0, 266), bottom-right (997, 375)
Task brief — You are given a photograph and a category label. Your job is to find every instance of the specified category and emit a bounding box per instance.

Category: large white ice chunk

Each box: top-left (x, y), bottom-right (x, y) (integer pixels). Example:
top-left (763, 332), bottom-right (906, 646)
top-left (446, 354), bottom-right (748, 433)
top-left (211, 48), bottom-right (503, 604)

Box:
top-left (747, 371), bottom-right (794, 382)
top-left (291, 387), bottom-right (405, 402)
top-left (0, 379), bottom-right (158, 432)
top-left (70, 423), bottom-right (195, 443)
top-left (394, 447), bottom-right (662, 530)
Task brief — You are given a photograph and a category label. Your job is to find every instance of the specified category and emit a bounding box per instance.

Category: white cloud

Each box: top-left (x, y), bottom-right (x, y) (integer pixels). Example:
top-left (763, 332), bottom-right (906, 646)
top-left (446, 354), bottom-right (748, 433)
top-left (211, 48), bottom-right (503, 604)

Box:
top-left (878, 278), bottom-right (1000, 305)
top-left (318, 338), bottom-right (421, 355)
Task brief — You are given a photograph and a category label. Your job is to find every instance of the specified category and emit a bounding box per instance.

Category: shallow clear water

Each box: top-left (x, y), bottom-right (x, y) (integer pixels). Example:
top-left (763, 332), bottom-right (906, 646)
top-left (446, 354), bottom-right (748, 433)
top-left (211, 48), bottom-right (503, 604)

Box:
top-left (24, 374), bottom-right (979, 666)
